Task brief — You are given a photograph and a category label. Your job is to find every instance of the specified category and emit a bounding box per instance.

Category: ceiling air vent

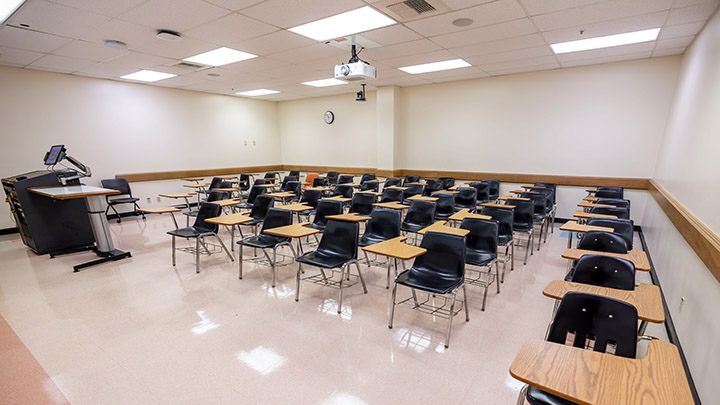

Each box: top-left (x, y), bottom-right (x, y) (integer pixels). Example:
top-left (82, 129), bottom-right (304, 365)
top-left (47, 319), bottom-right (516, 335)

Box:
top-left (172, 61), bottom-right (208, 70)
top-left (374, 0), bottom-right (449, 22)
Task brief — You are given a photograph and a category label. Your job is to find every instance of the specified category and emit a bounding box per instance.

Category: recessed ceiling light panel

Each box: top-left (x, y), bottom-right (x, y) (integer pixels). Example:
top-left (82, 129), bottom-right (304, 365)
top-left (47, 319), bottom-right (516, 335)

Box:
top-left (301, 78), bottom-right (348, 87)
top-left (183, 47), bottom-right (257, 67)
top-left (121, 70), bottom-right (176, 82)
top-left (0, 0), bottom-right (26, 24)
top-left (399, 59), bottom-right (471, 74)
top-left (550, 28), bottom-right (661, 54)
top-left (289, 6), bottom-right (396, 41)
top-left (236, 89), bottom-right (280, 96)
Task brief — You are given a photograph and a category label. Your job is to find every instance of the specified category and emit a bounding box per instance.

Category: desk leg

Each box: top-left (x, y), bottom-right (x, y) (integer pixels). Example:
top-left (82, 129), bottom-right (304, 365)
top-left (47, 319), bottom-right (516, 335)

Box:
top-left (567, 231), bottom-right (574, 249)
top-left (74, 195), bottom-right (131, 272)
top-left (169, 212), bottom-right (179, 229)
top-left (638, 321), bottom-right (648, 335)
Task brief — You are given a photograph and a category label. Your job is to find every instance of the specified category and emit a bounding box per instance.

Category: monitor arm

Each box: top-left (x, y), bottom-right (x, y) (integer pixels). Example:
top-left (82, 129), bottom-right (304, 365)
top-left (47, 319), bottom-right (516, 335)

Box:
top-left (58, 154), bottom-right (92, 185)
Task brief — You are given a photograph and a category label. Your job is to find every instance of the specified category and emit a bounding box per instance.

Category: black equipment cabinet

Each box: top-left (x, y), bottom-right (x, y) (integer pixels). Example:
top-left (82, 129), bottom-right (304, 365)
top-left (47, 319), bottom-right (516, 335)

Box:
top-left (2, 170), bottom-right (95, 255)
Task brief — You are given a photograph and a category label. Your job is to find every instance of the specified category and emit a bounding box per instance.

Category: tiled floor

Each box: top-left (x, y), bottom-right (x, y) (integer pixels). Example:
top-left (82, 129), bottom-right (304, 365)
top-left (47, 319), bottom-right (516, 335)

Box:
top-left (0, 217), bottom-right (664, 404)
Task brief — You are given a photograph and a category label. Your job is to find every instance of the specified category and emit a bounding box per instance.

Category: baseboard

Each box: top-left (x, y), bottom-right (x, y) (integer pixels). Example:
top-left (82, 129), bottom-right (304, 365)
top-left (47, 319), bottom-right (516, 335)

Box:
top-left (0, 227), bottom-right (19, 235)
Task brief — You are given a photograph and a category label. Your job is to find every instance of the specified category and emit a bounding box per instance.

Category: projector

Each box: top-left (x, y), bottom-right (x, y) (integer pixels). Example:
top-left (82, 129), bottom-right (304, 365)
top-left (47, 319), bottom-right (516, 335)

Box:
top-left (334, 62), bottom-right (376, 81)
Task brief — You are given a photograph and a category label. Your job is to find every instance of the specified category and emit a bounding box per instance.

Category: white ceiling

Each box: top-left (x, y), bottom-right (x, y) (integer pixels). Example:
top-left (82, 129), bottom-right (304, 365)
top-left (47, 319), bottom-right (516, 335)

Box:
top-left (0, 0), bottom-right (717, 101)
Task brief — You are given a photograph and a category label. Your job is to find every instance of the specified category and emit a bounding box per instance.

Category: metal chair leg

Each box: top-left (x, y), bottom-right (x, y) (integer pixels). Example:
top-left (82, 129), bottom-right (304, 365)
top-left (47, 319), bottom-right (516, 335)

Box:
top-left (511, 240), bottom-right (515, 270)
top-left (445, 290), bottom-right (458, 348)
top-left (295, 262), bottom-right (302, 302)
top-left (271, 247), bottom-right (277, 288)
top-left (496, 261), bottom-right (501, 293)
top-left (388, 282), bottom-right (398, 328)
top-left (238, 243), bottom-right (243, 279)
top-left (355, 261), bottom-right (367, 293)
top-left (481, 277), bottom-right (489, 311)
top-left (171, 236), bottom-right (176, 266)
top-left (463, 284), bottom-right (469, 321)
top-left (338, 263), bottom-right (346, 314)
top-left (517, 384), bottom-right (529, 405)
top-left (195, 237), bottom-right (200, 273)
top-left (214, 234), bottom-right (234, 262)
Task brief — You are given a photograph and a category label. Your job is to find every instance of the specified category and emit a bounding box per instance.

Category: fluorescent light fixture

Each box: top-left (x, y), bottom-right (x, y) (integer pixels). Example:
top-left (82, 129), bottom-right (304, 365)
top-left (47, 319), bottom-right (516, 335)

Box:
top-left (399, 59), bottom-right (471, 74)
top-left (236, 89), bottom-right (280, 97)
top-left (301, 78), bottom-right (347, 87)
top-left (289, 6), bottom-right (395, 41)
top-left (183, 47), bottom-right (257, 66)
top-left (0, 0), bottom-right (25, 24)
top-left (550, 28), bottom-right (661, 54)
top-left (120, 70), bottom-right (176, 82)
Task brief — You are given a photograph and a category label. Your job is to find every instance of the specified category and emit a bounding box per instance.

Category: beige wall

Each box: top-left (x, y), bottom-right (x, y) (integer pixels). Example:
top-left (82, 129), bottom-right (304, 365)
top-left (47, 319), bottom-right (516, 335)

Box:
top-left (0, 66), bottom-right (281, 229)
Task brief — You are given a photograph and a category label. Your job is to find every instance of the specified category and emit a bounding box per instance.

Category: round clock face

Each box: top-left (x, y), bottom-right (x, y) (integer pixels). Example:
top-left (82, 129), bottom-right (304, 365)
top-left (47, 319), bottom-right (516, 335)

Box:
top-left (324, 110), bottom-right (334, 124)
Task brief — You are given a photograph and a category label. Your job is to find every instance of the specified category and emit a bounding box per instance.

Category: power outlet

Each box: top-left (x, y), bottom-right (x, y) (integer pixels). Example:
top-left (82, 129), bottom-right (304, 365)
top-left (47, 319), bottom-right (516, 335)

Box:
top-left (156, 196), bottom-right (161, 202)
top-left (243, 140), bottom-right (247, 146)
top-left (252, 140), bottom-right (256, 146)
top-left (146, 197), bottom-right (151, 204)
top-left (679, 296), bottom-right (685, 313)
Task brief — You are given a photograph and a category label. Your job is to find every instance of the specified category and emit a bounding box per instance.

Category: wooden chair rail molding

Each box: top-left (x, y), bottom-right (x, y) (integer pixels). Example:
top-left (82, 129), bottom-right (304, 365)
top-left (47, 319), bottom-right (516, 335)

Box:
top-left (116, 165), bottom-right (284, 182)
top-left (648, 180), bottom-right (720, 282)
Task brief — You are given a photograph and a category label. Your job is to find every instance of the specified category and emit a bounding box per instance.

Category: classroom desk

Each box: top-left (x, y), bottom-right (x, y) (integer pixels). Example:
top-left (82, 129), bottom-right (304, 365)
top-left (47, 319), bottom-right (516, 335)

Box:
top-left (325, 196), bottom-right (351, 203)
top-left (264, 222), bottom-right (319, 255)
top-left (373, 202), bottom-right (409, 210)
top-left (577, 201), bottom-right (615, 209)
top-left (326, 213), bottom-right (371, 222)
top-left (559, 221), bottom-right (614, 248)
top-left (418, 221), bottom-right (470, 236)
top-left (183, 183), bottom-right (209, 204)
top-left (521, 185), bottom-right (544, 189)
top-left (267, 191), bottom-right (296, 199)
top-left (479, 202), bottom-right (516, 209)
top-left (138, 206), bottom-right (181, 228)
top-left (586, 189), bottom-right (598, 193)
top-left (159, 193), bottom-right (194, 211)
top-left (205, 212), bottom-right (253, 250)
top-left (307, 186), bottom-right (332, 192)
top-left (214, 198), bottom-right (243, 208)
top-left (433, 190), bottom-right (459, 194)
top-left (407, 195), bottom-right (438, 202)
top-left (257, 184), bottom-right (280, 189)
top-left (29, 186), bottom-right (130, 272)
top-left (181, 177), bottom-right (204, 182)
top-left (448, 209), bottom-right (491, 222)
top-left (386, 186), bottom-right (408, 190)
top-left (498, 195), bottom-right (529, 201)
top-left (362, 236), bottom-right (426, 288)
top-left (562, 249), bottom-right (651, 271)
top-left (573, 210), bottom-right (617, 220)
top-left (509, 339), bottom-right (694, 405)
top-left (583, 196), bottom-right (599, 202)
top-left (214, 187), bottom-right (243, 192)
top-left (510, 189), bottom-right (538, 194)
top-left (358, 191), bottom-right (381, 196)
top-left (220, 176), bottom-right (237, 180)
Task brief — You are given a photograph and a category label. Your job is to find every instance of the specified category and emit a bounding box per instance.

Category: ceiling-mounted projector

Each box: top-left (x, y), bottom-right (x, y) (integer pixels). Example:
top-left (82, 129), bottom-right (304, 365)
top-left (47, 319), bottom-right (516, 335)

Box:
top-left (334, 42), bottom-right (376, 81)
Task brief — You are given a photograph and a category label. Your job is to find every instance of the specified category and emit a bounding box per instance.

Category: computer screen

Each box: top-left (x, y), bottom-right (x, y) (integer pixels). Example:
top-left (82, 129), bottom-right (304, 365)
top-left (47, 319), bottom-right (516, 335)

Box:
top-left (43, 145), bottom-right (65, 166)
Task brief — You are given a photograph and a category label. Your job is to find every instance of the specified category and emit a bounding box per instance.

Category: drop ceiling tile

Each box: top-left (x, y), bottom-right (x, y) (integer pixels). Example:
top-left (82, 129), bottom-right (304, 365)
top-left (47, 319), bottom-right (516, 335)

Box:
top-left (666, 2), bottom-right (720, 25)
top-left (28, 53), bottom-right (95, 72)
top-left (111, 51), bottom-right (176, 68)
top-left (560, 51), bottom-right (651, 67)
top-left (359, 24), bottom-right (422, 46)
top-left (450, 34), bottom-right (547, 58)
top-left (80, 20), bottom-right (160, 50)
top-left (428, 70), bottom-right (490, 83)
top-left (183, 13), bottom-right (278, 45)
top-left (379, 49), bottom-right (460, 68)
top-left (478, 55), bottom-right (559, 71)
top-left (659, 21), bottom-right (705, 39)
top-left (417, 65), bottom-right (486, 80)
top-left (362, 38), bottom-right (442, 60)
top-left (530, 0), bottom-right (674, 32)
top-left (266, 43), bottom-right (346, 63)
top-left (221, 56), bottom-right (288, 74)
top-left (136, 36), bottom-right (217, 59)
top-left (48, 0), bottom-right (148, 17)
top-left (443, 0), bottom-right (496, 10)
top-left (405, 0), bottom-right (526, 37)
top-left (465, 46), bottom-right (553, 66)
top-left (9, 0), bottom-right (111, 38)
top-left (540, 11), bottom-right (668, 44)
top-left (182, 66), bottom-right (233, 80)
top-left (0, 46), bottom-right (44, 65)
top-left (652, 47), bottom-right (685, 57)
top-left (673, 0), bottom-right (720, 7)
top-left (519, 0), bottom-right (608, 16)
top-left (486, 62), bottom-right (559, 76)
top-left (52, 40), bottom-right (128, 62)
top-left (119, 0), bottom-right (231, 31)
top-left (152, 75), bottom-right (208, 87)
top-left (654, 35), bottom-right (694, 50)
top-left (240, 0), bottom-right (366, 29)
top-left (554, 41), bottom-right (655, 62)
top-left (0, 26), bottom-right (72, 53)
top-left (229, 30), bottom-right (316, 56)
top-left (203, 0), bottom-right (266, 11)
top-left (294, 54), bottom-right (351, 71)
top-left (77, 61), bottom-right (138, 77)
top-left (430, 18), bottom-right (537, 48)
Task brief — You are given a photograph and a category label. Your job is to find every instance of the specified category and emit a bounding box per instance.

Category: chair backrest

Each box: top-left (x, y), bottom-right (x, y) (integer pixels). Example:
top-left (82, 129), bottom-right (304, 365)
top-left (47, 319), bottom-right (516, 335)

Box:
top-left (412, 232), bottom-right (466, 280)
top-left (381, 188), bottom-right (404, 203)
top-left (363, 208), bottom-right (401, 241)
top-left (326, 171), bottom-right (339, 185)
top-left (596, 198), bottom-right (631, 209)
top-left (327, 171), bottom-right (339, 178)
top-left (313, 200), bottom-right (343, 227)
top-left (454, 187), bottom-right (477, 210)
top-left (249, 195), bottom-right (273, 219)
top-left (479, 206), bottom-right (514, 240)
top-left (254, 178), bottom-right (267, 186)
top-left (208, 177), bottom-right (223, 190)
top-left (312, 177), bottom-right (327, 187)
top-left (506, 198), bottom-right (533, 226)
top-left (595, 187), bottom-right (623, 198)
top-left (384, 178), bottom-right (401, 188)
top-left (207, 190), bottom-right (229, 202)
top-left (317, 220), bottom-right (359, 260)
top-left (264, 172), bottom-right (276, 182)
top-left (349, 193), bottom-right (376, 215)
top-left (300, 189), bottom-right (322, 208)
top-left (570, 254), bottom-right (635, 290)
top-left (468, 182), bottom-right (490, 203)
top-left (360, 173), bottom-right (375, 183)
top-left (438, 177), bottom-right (455, 190)
top-left (289, 170), bottom-right (300, 177)
top-left (403, 183), bottom-right (425, 200)
top-left (193, 202), bottom-right (222, 233)
top-left (538, 188), bottom-right (554, 210)
top-left (218, 180), bottom-right (232, 189)
top-left (259, 208), bottom-right (293, 243)
top-left (403, 175), bottom-right (420, 186)
top-left (586, 218), bottom-right (634, 250)
top-left (281, 175), bottom-right (297, 188)
top-left (577, 230), bottom-right (629, 253)
top-left (525, 193), bottom-right (547, 215)
top-left (101, 178), bottom-right (132, 196)
top-left (332, 184), bottom-right (354, 198)
top-left (338, 175), bottom-right (354, 184)
top-left (283, 181), bottom-right (302, 197)
top-left (422, 180), bottom-right (443, 196)
top-left (548, 292), bottom-right (638, 358)
top-left (246, 185), bottom-right (266, 204)
top-left (239, 174), bottom-right (250, 191)
top-left (483, 179), bottom-right (500, 199)
top-left (360, 181), bottom-right (379, 192)
top-left (535, 183), bottom-right (557, 203)
top-left (460, 218), bottom-right (498, 255)
top-left (403, 200), bottom-right (436, 228)
top-left (433, 193), bottom-right (455, 218)
top-left (304, 173), bottom-right (319, 188)
top-left (590, 206), bottom-right (630, 219)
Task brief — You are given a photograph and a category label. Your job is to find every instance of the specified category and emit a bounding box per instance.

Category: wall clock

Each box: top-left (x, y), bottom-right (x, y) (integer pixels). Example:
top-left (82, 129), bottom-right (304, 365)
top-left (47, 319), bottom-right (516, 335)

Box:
top-left (324, 110), bottom-right (334, 124)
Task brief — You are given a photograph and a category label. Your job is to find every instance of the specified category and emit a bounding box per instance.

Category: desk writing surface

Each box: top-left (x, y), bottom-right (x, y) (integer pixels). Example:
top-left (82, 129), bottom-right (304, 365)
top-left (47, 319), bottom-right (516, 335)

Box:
top-left (373, 202), bottom-right (408, 210)
top-left (586, 189), bottom-right (598, 193)
top-left (418, 221), bottom-right (470, 236)
top-left (264, 222), bottom-right (319, 238)
top-left (307, 186), bottom-right (332, 192)
top-left (434, 190), bottom-right (459, 194)
top-left (159, 193), bottom-right (194, 199)
top-left (577, 201), bottom-right (615, 208)
top-left (510, 189), bottom-right (538, 194)
top-left (573, 210), bottom-right (617, 219)
top-left (205, 212), bottom-right (253, 226)
top-left (559, 221), bottom-right (613, 233)
top-left (325, 196), bottom-right (351, 203)
top-left (220, 176), bottom-right (237, 180)
top-left (358, 191), bottom-right (382, 196)
top-left (448, 209), bottom-right (491, 222)
top-left (583, 196), bottom-right (599, 202)
top-left (386, 186), bottom-right (408, 190)
top-left (361, 236), bottom-right (426, 260)
top-left (277, 203), bottom-right (313, 212)
top-left (509, 339), bottom-right (693, 405)
top-left (521, 185), bottom-right (544, 189)
top-left (181, 177), bottom-right (204, 181)
top-left (267, 191), bottom-right (296, 198)
top-left (326, 213), bottom-right (371, 222)
top-left (543, 280), bottom-right (664, 323)
top-left (562, 249), bottom-right (650, 271)
top-left (29, 186), bottom-right (120, 200)
top-left (138, 206), bottom-right (181, 214)
top-left (498, 195), bottom-right (529, 201)
top-left (480, 202), bottom-right (515, 209)
top-left (213, 187), bottom-right (243, 192)
top-left (183, 183), bottom-right (208, 189)
top-left (212, 199), bottom-right (242, 207)
top-left (407, 195), bottom-right (438, 202)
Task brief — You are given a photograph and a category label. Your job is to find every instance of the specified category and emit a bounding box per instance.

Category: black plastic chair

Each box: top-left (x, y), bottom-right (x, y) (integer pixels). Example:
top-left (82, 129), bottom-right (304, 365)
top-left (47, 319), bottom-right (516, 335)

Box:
top-left (297, 189), bottom-right (323, 220)
top-left (468, 182), bottom-right (490, 204)
top-left (506, 198), bottom-right (534, 265)
top-left (381, 188), bottom-right (404, 203)
top-left (254, 178), bottom-right (267, 186)
top-left (521, 292), bottom-right (638, 405)
top-left (460, 218), bottom-right (500, 311)
top-left (309, 200), bottom-right (343, 233)
top-left (402, 183), bottom-right (425, 204)
top-left (337, 175), bottom-right (355, 184)
top-left (595, 187), bottom-right (623, 199)
top-left (359, 208), bottom-right (402, 287)
top-left (567, 254), bottom-right (635, 290)
top-left (349, 192), bottom-right (376, 216)
top-left (360, 173), bottom-right (375, 183)
top-left (389, 232), bottom-right (468, 348)
top-left (523, 193), bottom-right (548, 250)
top-left (433, 193), bottom-right (455, 220)
top-left (264, 172), bottom-right (277, 183)
top-left (237, 208), bottom-right (295, 288)
top-left (281, 175), bottom-right (297, 189)
top-left (439, 177), bottom-right (455, 190)
top-left (236, 185), bottom-right (266, 210)
top-left (453, 187), bottom-right (477, 212)
top-left (312, 177), bottom-right (328, 188)
top-left (576, 230), bottom-right (628, 254)
top-left (184, 190), bottom-right (228, 225)
top-left (326, 171), bottom-right (339, 185)
top-left (402, 175), bottom-right (420, 186)
top-left (208, 177), bottom-right (223, 190)
top-left (332, 184), bottom-right (354, 201)
top-left (289, 170), bottom-right (300, 177)
top-left (587, 218), bottom-right (634, 250)
top-left (483, 179), bottom-right (500, 201)
top-left (101, 178), bottom-right (145, 223)
top-left (239, 174), bottom-right (251, 193)
top-left (360, 181), bottom-right (379, 192)
top-left (401, 200), bottom-right (436, 243)
top-left (295, 220), bottom-right (366, 314)
top-left (422, 180), bottom-right (443, 196)
top-left (168, 202), bottom-right (233, 273)
top-left (241, 195), bottom-right (273, 234)
top-left (590, 206), bottom-right (630, 219)
top-left (480, 206), bottom-right (515, 279)
top-left (596, 198), bottom-right (631, 210)
top-left (384, 178), bottom-right (401, 188)
top-left (281, 180), bottom-right (302, 203)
